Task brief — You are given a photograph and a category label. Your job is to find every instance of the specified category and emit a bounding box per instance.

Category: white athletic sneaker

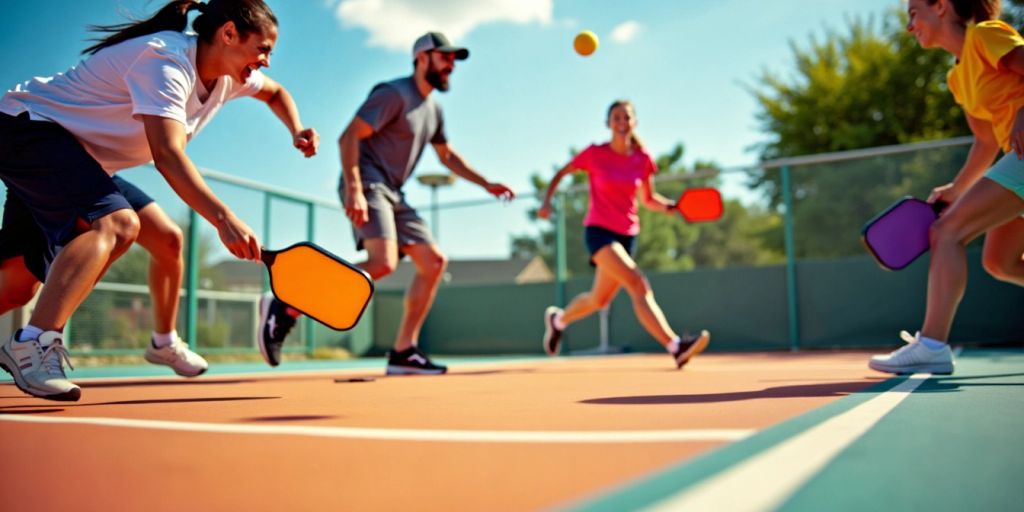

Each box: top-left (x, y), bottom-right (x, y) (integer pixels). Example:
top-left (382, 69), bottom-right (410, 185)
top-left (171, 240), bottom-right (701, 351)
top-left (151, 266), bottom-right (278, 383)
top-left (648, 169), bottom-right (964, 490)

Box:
top-left (0, 330), bottom-right (81, 401)
top-left (868, 330), bottom-right (954, 375)
top-left (144, 336), bottom-right (208, 377)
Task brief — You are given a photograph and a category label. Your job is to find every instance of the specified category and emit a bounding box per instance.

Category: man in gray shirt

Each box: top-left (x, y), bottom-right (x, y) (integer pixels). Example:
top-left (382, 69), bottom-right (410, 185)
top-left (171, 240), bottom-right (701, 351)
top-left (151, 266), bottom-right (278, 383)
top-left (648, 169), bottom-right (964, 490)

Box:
top-left (258, 32), bottom-right (514, 374)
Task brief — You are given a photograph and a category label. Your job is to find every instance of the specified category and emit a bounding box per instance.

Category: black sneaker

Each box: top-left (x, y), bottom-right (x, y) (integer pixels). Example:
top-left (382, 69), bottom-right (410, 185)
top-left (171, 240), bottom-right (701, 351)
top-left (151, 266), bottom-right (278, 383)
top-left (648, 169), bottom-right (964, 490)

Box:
top-left (258, 292), bottom-right (298, 367)
top-left (672, 330), bottom-right (710, 369)
top-left (543, 306), bottom-right (564, 356)
top-left (386, 346), bottom-right (447, 375)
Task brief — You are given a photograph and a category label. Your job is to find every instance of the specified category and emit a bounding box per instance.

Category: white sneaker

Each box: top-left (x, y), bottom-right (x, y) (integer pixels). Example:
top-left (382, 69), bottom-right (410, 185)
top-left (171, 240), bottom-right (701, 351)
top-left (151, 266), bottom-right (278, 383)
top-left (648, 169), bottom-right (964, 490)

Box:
top-left (868, 331), bottom-right (954, 375)
top-left (0, 330), bottom-right (81, 401)
top-left (144, 336), bottom-right (208, 377)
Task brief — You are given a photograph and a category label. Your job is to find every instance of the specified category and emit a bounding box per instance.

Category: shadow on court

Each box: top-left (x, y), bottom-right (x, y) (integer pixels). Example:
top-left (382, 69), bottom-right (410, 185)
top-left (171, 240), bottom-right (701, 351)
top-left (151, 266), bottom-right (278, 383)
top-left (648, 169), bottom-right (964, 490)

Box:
top-left (579, 380), bottom-right (876, 405)
top-left (239, 415), bottom-right (339, 422)
top-left (78, 379), bottom-right (257, 388)
top-left (913, 372), bottom-right (1024, 393)
top-left (0, 396), bottom-right (279, 412)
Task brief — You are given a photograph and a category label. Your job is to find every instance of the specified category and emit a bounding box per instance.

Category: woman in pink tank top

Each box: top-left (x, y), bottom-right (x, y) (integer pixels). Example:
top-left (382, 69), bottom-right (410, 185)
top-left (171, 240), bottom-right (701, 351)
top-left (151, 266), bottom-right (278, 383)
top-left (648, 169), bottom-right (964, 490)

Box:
top-left (537, 100), bottom-right (710, 369)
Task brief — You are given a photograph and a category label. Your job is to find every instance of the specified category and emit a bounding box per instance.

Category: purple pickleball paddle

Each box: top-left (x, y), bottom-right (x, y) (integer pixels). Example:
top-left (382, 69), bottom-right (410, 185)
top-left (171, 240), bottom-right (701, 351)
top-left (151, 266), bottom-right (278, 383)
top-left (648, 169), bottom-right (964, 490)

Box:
top-left (862, 197), bottom-right (946, 271)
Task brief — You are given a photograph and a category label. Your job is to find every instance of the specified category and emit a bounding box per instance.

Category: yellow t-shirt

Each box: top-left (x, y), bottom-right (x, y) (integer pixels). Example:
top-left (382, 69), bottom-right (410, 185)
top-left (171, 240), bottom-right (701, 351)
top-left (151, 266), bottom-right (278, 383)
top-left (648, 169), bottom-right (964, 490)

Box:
top-left (947, 20), bottom-right (1024, 151)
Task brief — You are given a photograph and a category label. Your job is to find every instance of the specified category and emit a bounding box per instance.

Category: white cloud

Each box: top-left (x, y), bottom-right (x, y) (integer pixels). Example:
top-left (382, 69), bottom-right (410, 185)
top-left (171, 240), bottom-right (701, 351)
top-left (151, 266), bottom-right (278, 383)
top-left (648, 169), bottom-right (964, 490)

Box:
top-left (332, 0), bottom-right (553, 52)
top-left (609, 20), bottom-right (642, 44)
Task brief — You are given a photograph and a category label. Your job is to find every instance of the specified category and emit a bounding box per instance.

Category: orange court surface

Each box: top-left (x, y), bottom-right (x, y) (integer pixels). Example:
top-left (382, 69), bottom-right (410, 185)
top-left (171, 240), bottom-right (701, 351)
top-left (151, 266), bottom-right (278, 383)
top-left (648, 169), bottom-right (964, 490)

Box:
top-left (0, 351), bottom-right (900, 511)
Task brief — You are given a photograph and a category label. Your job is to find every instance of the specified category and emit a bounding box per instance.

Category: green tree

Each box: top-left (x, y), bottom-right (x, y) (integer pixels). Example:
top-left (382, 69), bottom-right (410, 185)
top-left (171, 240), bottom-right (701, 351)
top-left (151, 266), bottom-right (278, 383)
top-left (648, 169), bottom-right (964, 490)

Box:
top-left (748, 11), bottom-right (972, 258)
top-left (1004, 0), bottom-right (1024, 27)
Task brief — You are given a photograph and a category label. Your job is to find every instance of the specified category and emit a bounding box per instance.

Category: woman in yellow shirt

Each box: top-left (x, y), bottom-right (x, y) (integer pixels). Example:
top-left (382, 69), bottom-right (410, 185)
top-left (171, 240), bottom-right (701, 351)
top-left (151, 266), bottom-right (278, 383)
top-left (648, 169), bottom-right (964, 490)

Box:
top-left (870, 0), bottom-right (1024, 374)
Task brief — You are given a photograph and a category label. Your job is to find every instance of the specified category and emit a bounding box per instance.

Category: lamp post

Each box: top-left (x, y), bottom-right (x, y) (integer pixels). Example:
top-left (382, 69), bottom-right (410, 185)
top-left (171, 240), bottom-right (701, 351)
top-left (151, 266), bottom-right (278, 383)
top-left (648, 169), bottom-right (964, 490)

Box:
top-left (416, 173), bottom-right (456, 240)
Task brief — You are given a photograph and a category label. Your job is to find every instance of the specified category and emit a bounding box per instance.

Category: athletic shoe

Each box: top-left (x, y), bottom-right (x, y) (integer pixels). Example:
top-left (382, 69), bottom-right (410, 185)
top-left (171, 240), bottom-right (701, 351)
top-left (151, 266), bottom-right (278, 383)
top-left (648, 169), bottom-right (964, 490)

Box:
top-left (0, 330), bottom-right (80, 401)
top-left (673, 330), bottom-right (711, 369)
top-left (144, 336), bottom-right (208, 377)
top-left (542, 306), bottom-right (564, 356)
top-left (258, 292), bottom-right (297, 367)
top-left (386, 346), bottom-right (448, 375)
top-left (869, 330), bottom-right (954, 375)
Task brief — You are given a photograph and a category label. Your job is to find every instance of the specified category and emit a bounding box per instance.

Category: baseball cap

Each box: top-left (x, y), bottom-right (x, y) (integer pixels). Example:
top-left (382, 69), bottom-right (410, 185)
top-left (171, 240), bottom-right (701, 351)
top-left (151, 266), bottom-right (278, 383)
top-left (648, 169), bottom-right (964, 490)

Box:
top-left (412, 32), bottom-right (469, 60)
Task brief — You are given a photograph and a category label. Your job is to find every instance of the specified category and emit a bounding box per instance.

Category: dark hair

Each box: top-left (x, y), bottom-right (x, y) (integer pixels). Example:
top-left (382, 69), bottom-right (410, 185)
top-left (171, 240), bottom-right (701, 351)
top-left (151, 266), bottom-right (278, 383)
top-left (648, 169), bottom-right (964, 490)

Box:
top-left (926, 0), bottom-right (1001, 24)
top-left (83, 0), bottom-right (278, 55)
top-left (607, 100), bottom-right (645, 149)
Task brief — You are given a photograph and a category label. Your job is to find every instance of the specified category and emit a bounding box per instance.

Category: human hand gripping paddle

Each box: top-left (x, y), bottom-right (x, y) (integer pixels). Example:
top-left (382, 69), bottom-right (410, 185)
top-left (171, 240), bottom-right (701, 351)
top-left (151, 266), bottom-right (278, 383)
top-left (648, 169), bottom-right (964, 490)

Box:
top-left (260, 242), bottom-right (374, 330)
top-left (672, 188), bottom-right (724, 222)
top-left (861, 197), bottom-right (948, 271)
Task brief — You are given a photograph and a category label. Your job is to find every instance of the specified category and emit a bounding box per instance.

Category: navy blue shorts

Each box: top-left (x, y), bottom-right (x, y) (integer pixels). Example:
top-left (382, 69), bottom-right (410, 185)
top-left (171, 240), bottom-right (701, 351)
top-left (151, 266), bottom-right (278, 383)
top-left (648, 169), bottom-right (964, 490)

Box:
top-left (1, 175), bottom-right (153, 282)
top-left (584, 225), bottom-right (636, 266)
top-left (0, 112), bottom-right (136, 280)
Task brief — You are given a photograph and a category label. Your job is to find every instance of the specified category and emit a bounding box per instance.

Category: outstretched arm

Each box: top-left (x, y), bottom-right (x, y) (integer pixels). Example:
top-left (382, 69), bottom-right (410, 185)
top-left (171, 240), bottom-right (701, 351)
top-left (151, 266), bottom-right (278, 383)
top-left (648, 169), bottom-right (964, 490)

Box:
top-left (639, 176), bottom-right (675, 213)
top-left (433, 143), bottom-right (515, 201)
top-left (254, 75), bottom-right (319, 158)
top-left (928, 113), bottom-right (1001, 205)
top-left (537, 163), bottom-right (577, 220)
top-left (142, 115), bottom-right (260, 261)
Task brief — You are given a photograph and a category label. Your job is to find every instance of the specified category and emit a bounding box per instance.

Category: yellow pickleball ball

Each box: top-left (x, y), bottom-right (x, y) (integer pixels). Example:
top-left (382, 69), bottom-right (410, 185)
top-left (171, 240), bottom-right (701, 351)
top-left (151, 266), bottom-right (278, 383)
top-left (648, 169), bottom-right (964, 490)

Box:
top-left (574, 30), bottom-right (599, 57)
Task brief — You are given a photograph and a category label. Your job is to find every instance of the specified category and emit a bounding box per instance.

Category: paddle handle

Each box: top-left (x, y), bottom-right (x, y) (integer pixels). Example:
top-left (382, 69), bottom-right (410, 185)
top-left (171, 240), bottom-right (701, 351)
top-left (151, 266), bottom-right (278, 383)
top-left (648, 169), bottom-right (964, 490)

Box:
top-left (260, 247), bottom-right (277, 266)
top-left (930, 200), bottom-right (949, 215)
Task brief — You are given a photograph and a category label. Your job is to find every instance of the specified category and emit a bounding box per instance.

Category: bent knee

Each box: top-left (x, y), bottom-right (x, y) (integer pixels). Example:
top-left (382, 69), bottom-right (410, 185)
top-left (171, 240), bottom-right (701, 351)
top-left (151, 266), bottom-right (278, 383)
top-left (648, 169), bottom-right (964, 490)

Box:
top-left (154, 225), bottom-right (184, 262)
top-left (420, 251), bottom-right (448, 278)
top-left (622, 271), bottom-right (651, 295)
top-left (982, 253), bottom-right (1022, 282)
top-left (364, 257), bottom-right (399, 279)
top-left (929, 216), bottom-right (970, 248)
top-left (98, 209), bottom-right (141, 249)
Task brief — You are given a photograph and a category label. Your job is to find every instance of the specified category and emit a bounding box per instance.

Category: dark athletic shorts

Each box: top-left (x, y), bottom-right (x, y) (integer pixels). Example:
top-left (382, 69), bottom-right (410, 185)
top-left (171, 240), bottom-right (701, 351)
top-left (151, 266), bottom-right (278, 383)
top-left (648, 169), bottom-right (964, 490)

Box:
top-left (584, 225), bottom-right (636, 266)
top-left (0, 112), bottom-right (142, 280)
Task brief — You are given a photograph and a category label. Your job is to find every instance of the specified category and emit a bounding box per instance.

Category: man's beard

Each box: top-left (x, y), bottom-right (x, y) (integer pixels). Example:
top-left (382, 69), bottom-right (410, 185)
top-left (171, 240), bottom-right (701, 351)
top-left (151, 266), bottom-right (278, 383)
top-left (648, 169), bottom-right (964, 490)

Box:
top-left (425, 65), bottom-right (450, 92)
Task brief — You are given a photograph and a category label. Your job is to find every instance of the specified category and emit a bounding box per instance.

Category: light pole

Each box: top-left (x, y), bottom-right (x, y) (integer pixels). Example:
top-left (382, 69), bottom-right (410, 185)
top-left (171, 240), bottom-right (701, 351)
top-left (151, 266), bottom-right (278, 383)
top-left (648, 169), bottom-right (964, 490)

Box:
top-left (416, 172), bottom-right (456, 240)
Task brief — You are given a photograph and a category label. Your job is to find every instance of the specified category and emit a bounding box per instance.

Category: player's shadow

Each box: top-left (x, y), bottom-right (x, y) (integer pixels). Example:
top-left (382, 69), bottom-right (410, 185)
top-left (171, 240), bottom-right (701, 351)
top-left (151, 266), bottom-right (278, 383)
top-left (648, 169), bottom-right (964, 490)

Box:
top-left (79, 379), bottom-right (255, 388)
top-left (580, 380), bottom-right (876, 405)
top-left (240, 415), bottom-right (338, 422)
top-left (911, 372), bottom-right (1024, 393)
top-left (0, 396), bottom-right (279, 413)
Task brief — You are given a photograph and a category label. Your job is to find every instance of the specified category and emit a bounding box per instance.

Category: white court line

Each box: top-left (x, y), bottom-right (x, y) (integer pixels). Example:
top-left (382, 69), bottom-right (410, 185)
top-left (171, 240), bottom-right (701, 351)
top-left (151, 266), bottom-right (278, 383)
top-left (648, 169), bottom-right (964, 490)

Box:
top-left (0, 414), bottom-right (754, 443)
top-left (643, 373), bottom-right (930, 512)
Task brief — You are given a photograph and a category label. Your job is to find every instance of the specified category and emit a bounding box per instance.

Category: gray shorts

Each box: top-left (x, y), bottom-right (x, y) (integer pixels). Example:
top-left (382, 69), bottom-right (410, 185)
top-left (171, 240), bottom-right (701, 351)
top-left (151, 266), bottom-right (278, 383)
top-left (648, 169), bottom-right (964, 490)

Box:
top-left (339, 182), bottom-right (434, 252)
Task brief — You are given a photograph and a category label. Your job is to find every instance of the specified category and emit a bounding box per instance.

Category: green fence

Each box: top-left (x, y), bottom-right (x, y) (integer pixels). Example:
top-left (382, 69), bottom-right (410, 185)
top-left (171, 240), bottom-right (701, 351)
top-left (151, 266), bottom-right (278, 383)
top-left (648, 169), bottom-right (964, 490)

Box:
top-left (5, 135), bottom-right (1021, 357)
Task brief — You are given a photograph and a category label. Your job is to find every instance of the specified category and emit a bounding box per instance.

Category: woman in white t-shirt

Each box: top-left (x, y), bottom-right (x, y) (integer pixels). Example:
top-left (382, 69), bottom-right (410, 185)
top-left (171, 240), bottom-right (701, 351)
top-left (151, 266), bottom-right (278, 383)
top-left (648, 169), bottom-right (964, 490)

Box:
top-left (0, 0), bottom-right (319, 401)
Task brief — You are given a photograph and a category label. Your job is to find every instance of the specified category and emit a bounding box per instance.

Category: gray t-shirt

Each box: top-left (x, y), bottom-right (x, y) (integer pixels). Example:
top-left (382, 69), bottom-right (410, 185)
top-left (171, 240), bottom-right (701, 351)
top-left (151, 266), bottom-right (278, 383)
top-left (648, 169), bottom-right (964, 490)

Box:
top-left (351, 76), bottom-right (446, 191)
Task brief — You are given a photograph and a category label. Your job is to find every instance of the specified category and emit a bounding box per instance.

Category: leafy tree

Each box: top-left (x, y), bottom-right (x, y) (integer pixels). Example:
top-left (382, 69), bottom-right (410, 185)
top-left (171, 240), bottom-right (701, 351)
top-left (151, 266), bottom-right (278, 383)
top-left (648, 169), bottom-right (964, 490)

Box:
top-left (747, 11), bottom-right (973, 258)
top-left (1004, 0), bottom-right (1024, 27)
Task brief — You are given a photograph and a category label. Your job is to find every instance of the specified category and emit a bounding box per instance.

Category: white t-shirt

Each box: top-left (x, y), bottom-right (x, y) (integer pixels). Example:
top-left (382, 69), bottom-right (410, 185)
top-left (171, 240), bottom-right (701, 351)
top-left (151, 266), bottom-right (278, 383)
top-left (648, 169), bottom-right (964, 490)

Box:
top-left (0, 31), bottom-right (264, 173)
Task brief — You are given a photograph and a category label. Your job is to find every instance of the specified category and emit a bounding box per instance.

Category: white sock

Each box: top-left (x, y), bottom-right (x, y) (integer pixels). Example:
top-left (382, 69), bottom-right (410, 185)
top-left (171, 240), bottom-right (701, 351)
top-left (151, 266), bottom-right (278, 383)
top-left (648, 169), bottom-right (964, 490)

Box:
top-left (918, 334), bottom-right (947, 351)
top-left (16, 325), bottom-right (44, 342)
top-left (553, 312), bottom-right (567, 331)
top-left (666, 336), bottom-right (681, 354)
top-left (152, 330), bottom-right (178, 348)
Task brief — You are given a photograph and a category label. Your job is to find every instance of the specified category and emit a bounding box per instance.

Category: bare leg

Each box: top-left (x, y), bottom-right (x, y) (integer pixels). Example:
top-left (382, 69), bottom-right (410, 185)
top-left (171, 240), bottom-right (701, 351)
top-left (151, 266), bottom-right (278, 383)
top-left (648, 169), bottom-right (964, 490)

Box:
top-left (0, 257), bottom-right (41, 316)
top-left (28, 209), bottom-right (140, 330)
top-left (560, 266), bottom-right (621, 325)
top-left (922, 178), bottom-right (1024, 341)
top-left (588, 243), bottom-right (678, 346)
top-left (134, 203), bottom-right (184, 333)
top-left (981, 216), bottom-right (1024, 286)
top-left (392, 243), bottom-right (447, 352)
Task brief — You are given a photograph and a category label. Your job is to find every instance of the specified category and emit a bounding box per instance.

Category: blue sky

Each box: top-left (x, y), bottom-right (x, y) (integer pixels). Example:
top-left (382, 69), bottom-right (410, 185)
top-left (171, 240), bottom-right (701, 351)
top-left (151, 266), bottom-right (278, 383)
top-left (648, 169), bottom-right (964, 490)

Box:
top-left (1, 0), bottom-right (901, 261)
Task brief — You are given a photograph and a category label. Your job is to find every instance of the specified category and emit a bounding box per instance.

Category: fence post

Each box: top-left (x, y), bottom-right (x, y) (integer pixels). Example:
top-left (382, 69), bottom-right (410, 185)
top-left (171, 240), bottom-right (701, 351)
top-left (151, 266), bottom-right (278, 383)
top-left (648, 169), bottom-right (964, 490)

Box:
top-left (185, 208), bottom-right (199, 349)
top-left (781, 165), bottom-right (800, 351)
top-left (304, 201), bottom-right (316, 357)
top-left (555, 192), bottom-right (567, 308)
